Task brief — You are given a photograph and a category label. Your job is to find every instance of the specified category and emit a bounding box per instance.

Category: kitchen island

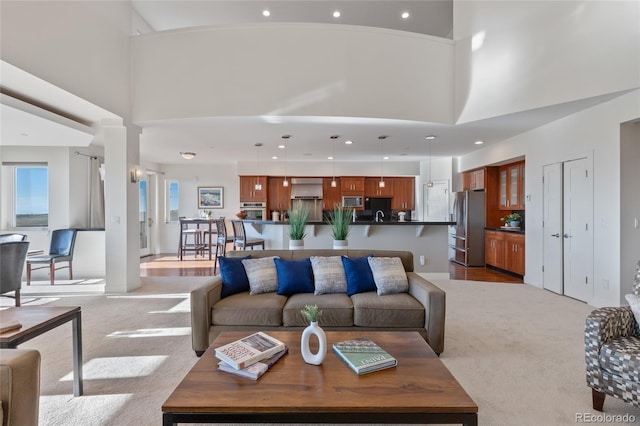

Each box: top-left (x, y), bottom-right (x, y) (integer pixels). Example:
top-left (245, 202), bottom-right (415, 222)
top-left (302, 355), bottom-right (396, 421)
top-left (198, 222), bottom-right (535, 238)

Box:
top-left (238, 220), bottom-right (454, 273)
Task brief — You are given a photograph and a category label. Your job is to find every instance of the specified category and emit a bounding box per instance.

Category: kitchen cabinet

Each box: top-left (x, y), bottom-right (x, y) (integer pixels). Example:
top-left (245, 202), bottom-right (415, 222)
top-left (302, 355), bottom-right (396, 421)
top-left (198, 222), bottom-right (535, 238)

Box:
top-left (391, 177), bottom-right (415, 210)
top-left (365, 177), bottom-right (394, 198)
top-left (340, 177), bottom-right (365, 194)
top-left (239, 176), bottom-right (268, 202)
top-left (499, 162), bottom-right (525, 210)
top-left (485, 230), bottom-right (525, 275)
top-left (322, 178), bottom-right (342, 210)
top-left (462, 168), bottom-right (485, 190)
top-left (267, 177), bottom-right (291, 211)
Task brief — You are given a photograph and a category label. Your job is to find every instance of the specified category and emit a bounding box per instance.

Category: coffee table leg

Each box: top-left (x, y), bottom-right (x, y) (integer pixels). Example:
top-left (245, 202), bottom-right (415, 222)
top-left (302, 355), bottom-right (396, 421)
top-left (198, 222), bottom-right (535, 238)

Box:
top-left (72, 311), bottom-right (83, 396)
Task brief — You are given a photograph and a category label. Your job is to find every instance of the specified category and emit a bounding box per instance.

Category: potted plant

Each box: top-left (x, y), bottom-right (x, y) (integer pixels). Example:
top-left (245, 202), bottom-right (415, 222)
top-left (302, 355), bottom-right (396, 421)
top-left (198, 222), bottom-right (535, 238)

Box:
top-left (501, 212), bottom-right (522, 228)
top-left (287, 203), bottom-right (311, 250)
top-left (300, 305), bottom-right (326, 365)
top-left (326, 203), bottom-right (354, 249)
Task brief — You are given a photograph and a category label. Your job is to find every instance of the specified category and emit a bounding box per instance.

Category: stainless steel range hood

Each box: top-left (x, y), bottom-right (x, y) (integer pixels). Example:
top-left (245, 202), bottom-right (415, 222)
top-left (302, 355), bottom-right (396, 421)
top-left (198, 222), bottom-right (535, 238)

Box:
top-left (290, 178), bottom-right (323, 199)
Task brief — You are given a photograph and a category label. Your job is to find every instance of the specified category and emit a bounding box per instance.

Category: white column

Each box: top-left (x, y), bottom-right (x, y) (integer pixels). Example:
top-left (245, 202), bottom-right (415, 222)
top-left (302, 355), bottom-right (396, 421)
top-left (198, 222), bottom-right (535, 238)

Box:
top-left (103, 120), bottom-right (141, 292)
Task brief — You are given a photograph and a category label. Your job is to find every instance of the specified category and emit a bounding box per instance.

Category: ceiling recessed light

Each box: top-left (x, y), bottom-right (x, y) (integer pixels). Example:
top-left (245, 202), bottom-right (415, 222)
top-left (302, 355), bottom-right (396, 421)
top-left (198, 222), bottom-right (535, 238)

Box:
top-left (401, 12), bottom-right (410, 19)
top-left (345, 140), bottom-right (353, 144)
top-left (262, 9), bottom-right (270, 17)
top-left (179, 152), bottom-right (196, 160)
top-left (328, 156), bottom-right (333, 160)
top-left (384, 156), bottom-right (389, 160)
top-left (425, 135), bottom-right (436, 140)
top-left (278, 144), bottom-right (285, 149)
top-left (475, 140), bottom-right (484, 145)
top-left (333, 11), bottom-right (341, 18)
top-left (272, 156), bottom-right (278, 159)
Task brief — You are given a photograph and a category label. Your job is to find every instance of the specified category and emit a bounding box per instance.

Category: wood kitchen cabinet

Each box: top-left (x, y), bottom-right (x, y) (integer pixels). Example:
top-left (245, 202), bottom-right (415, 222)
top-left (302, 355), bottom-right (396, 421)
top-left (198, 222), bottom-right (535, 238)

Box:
top-left (365, 177), bottom-right (394, 198)
top-left (340, 177), bottom-right (365, 194)
top-left (239, 176), bottom-right (268, 202)
top-left (499, 162), bottom-right (525, 210)
top-left (267, 177), bottom-right (291, 211)
top-left (391, 177), bottom-right (415, 210)
top-left (485, 230), bottom-right (525, 275)
top-left (462, 168), bottom-right (485, 190)
top-left (322, 178), bottom-right (342, 210)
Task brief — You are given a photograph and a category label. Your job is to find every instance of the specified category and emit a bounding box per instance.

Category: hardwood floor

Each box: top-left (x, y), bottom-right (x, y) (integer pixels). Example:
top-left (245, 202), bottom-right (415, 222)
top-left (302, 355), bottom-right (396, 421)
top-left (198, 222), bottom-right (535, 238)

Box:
top-left (141, 253), bottom-right (523, 284)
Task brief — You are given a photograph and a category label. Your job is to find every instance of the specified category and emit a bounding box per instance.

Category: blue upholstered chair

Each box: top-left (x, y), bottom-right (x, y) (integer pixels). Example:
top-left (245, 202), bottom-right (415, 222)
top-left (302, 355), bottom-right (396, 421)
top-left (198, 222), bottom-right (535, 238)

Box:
top-left (26, 229), bottom-right (77, 285)
top-left (0, 241), bottom-right (30, 306)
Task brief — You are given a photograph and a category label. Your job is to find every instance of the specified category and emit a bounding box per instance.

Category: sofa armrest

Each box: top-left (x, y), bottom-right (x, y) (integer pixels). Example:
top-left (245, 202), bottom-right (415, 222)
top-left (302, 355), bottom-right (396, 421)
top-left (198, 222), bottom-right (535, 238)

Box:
top-left (190, 277), bottom-right (223, 355)
top-left (0, 349), bottom-right (41, 426)
top-left (407, 272), bottom-right (446, 355)
top-left (585, 306), bottom-right (639, 386)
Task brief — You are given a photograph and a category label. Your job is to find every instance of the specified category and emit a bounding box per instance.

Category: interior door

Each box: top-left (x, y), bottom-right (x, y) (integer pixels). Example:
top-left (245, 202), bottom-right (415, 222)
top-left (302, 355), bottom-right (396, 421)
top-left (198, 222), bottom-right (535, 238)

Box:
top-left (543, 163), bottom-right (563, 294)
top-left (562, 158), bottom-right (593, 302)
top-left (423, 179), bottom-right (450, 221)
top-left (139, 177), bottom-right (151, 257)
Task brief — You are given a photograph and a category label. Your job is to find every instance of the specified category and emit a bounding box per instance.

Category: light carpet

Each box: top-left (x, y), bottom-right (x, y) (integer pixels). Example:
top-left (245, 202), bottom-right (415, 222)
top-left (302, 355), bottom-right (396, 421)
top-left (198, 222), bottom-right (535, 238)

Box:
top-left (9, 276), bottom-right (640, 425)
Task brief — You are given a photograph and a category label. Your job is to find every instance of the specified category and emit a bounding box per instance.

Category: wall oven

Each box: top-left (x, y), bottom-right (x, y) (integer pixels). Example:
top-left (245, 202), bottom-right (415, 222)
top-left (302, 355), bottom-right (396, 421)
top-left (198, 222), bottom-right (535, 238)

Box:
top-left (239, 202), bottom-right (267, 221)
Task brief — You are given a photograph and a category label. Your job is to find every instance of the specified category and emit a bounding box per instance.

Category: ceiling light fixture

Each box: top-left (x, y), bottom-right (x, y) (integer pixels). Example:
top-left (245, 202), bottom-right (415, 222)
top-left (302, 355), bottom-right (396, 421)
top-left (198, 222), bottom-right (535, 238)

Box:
top-left (262, 10), bottom-right (270, 17)
top-left (475, 140), bottom-right (484, 145)
top-left (179, 152), bottom-right (196, 160)
top-left (345, 140), bottom-right (353, 145)
top-left (333, 11), bottom-right (341, 18)
top-left (426, 136), bottom-right (436, 187)
top-left (330, 135), bottom-right (339, 187)
top-left (402, 12), bottom-right (410, 19)
top-left (378, 136), bottom-right (387, 188)
top-left (254, 143), bottom-right (263, 190)
top-left (281, 135), bottom-right (289, 187)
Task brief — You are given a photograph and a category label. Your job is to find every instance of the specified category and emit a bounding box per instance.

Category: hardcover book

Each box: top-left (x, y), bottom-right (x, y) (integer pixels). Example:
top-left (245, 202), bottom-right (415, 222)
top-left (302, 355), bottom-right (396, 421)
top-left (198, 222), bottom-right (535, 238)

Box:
top-left (332, 337), bottom-right (397, 375)
top-left (218, 347), bottom-right (288, 380)
top-left (215, 332), bottom-right (286, 370)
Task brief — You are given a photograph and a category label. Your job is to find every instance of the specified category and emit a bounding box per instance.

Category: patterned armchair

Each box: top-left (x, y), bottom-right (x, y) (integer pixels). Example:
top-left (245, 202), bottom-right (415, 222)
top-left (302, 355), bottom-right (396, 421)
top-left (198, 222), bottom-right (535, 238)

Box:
top-left (585, 306), bottom-right (640, 410)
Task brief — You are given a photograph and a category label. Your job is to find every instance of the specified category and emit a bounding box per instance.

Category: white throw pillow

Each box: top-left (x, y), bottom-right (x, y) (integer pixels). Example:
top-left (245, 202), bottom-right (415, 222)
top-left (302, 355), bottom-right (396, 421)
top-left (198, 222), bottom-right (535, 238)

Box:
top-left (242, 257), bottom-right (279, 295)
top-left (310, 256), bottom-right (347, 295)
top-left (367, 257), bottom-right (409, 296)
top-left (625, 294), bottom-right (640, 325)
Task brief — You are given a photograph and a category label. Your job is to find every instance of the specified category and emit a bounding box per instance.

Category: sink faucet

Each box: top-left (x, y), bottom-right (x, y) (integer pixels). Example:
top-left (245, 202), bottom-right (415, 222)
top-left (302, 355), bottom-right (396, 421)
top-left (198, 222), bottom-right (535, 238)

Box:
top-left (375, 210), bottom-right (385, 223)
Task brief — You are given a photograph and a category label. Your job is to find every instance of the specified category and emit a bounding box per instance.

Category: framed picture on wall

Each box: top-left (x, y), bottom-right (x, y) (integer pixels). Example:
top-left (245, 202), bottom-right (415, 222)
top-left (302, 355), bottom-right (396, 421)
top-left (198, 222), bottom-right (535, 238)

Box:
top-left (198, 187), bottom-right (224, 209)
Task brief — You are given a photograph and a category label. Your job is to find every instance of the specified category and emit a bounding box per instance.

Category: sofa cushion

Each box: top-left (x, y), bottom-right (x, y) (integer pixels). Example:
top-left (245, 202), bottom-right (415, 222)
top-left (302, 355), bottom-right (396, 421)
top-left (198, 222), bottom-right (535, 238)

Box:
top-left (242, 256), bottom-right (279, 295)
top-left (599, 336), bottom-right (640, 383)
top-left (282, 293), bottom-right (354, 327)
top-left (212, 292), bottom-right (287, 326)
top-left (351, 291), bottom-right (425, 328)
top-left (342, 255), bottom-right (376, 296)
top-left (310, 256), bottom-right (347, 295)
top-left (219, 255), bottom-right (251, 298)
top-left (368, 257), bottom-right (409, 295)
top-left (274, 257), bottom-right (314, 296)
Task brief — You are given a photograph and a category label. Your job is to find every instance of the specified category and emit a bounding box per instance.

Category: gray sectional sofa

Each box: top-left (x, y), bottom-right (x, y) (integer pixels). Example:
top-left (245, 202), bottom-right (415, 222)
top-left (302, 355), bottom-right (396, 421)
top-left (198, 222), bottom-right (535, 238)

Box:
top-left (190, 249), bottom-right (446, 356)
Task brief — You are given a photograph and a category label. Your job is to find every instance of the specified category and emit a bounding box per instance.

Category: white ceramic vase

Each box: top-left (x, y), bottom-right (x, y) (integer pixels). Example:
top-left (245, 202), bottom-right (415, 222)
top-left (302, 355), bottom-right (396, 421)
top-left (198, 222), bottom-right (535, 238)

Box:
top-left (300, 321), bottom-right (327, 365)
top-left (333, 239), bottom-right (348, 250)
top-left (289, 239), bottom-right (304, 250)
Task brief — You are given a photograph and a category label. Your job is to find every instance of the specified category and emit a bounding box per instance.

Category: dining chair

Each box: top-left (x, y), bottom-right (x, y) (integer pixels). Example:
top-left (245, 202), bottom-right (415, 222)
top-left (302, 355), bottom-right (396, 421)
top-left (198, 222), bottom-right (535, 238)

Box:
top-left (0, 241), bottom-right (30, 306)
top-left (178, 217), bottom-right (204, 260)
top-left (0, 233), bottom-right (27, 243)
top-left (213, 218), bottom-right (234, 274)
top-left (26, 229), bottom-right (77, 285)
top-left (230, 220), bottom-right (265, 251)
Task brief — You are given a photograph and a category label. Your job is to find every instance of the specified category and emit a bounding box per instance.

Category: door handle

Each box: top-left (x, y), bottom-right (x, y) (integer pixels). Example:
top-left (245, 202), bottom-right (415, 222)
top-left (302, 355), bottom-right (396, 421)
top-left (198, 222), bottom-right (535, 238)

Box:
top-left (551, 233), bottom-right (560, 238)
top-left (563, 233), bottom-right (571, 238)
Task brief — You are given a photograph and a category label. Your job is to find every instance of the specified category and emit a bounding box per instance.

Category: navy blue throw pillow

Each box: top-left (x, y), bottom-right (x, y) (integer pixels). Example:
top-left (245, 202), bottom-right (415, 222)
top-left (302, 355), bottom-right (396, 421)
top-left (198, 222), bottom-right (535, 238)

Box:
top-left (342, 255), bottom-right (376, 296)
top-left (219, 255), bottom-right (251, 298)
top-left (274, 257), bottom-right (314, 296)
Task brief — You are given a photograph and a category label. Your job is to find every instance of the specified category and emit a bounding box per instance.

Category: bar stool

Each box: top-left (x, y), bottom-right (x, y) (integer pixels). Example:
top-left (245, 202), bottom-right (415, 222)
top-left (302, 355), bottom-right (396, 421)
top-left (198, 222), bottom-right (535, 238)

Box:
top-left (178, 218), bottom-right (204, 260)
top-left (230, 220), bottom-right (265, 251)
top-left (213, 218), bottom-right (234, 274)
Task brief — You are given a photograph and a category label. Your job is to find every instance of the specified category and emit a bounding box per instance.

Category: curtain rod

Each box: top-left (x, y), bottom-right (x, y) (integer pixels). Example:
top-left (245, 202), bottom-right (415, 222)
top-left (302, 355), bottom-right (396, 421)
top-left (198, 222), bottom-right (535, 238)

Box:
top-left (74, 151), bottom-right (98, 160)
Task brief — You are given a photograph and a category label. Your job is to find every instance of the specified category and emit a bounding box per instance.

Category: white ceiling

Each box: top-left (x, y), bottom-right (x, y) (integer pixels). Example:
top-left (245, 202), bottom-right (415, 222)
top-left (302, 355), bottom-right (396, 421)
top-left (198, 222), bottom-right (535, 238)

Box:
top-left (1, 1), bottom-right (627, 166)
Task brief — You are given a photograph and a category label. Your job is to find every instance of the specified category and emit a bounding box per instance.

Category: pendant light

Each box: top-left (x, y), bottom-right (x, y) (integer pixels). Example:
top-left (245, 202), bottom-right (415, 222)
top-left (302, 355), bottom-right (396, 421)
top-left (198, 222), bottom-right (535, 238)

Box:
top-left (426, 135), bottom-right (436, 187)
top-left (378, 135), bottom-right (387, 188)
top-left (330, 135), bottom-right (338, 187)
top-left (281, 135), bottom-right (290, 187)
top-left (254, 143), bottom-right (263, 190)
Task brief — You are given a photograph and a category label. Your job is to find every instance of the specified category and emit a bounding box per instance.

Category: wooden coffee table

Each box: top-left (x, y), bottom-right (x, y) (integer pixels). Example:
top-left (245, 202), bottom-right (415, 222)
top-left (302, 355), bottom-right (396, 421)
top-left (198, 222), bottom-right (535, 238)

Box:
top-left (162, 331), bottom-right (477, 425)
top-left (0, 306), bottom-right (83, 396)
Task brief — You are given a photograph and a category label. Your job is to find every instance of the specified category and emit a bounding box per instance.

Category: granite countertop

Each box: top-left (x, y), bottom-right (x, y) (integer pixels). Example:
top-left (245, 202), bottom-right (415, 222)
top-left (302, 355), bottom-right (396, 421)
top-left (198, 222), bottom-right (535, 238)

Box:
top-left (485, 226), bottom-right (526, 235)
top-left (244, 220), bottom-right (454, 226)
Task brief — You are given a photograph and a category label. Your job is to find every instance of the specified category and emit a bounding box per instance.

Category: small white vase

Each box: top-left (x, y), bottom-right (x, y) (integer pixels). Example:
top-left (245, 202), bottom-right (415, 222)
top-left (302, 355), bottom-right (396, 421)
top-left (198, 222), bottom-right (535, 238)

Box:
top-left (289, 239), bottom-right (304, 250)
top-left (333, 239), bottom-right (348, 250)
top-left (300, 321), bottom-right (327, 365)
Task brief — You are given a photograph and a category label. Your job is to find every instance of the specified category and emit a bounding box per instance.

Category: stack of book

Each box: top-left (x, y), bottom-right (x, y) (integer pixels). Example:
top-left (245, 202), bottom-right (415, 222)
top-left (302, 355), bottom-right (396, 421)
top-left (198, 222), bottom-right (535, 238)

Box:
top-left (332, 337), bottom-right (397, 375)
top-left (215, 331), bottom-right (287, 380)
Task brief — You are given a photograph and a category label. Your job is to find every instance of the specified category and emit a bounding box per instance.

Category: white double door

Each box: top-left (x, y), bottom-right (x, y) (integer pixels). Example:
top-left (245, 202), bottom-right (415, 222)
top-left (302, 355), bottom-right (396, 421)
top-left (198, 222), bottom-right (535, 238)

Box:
top-left (543, 157), bottom-right (593, 302)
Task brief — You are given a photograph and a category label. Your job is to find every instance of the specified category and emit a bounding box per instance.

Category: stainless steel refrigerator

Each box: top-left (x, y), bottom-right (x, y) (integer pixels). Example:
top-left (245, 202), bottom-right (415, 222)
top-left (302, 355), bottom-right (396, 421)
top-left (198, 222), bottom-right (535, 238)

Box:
top-left (449, 191), bottom-right (486, 266)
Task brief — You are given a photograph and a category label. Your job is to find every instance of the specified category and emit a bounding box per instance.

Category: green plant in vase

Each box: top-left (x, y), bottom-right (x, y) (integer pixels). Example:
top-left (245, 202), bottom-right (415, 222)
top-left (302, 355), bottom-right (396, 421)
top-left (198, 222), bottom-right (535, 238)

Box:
top-left (501, 212), bottom-right (522, 227)
top-left (326, 203), bottom-right (354, 248)
top-left (301, 304), bottom-right (323, 324)
top-left (287, 204), bottom-right (311, 249)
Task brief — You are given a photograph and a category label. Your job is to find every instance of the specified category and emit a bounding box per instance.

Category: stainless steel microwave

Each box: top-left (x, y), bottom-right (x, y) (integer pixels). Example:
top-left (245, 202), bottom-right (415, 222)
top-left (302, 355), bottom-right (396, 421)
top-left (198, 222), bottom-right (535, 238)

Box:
top-left (342, 196), bottom-right (363, 208)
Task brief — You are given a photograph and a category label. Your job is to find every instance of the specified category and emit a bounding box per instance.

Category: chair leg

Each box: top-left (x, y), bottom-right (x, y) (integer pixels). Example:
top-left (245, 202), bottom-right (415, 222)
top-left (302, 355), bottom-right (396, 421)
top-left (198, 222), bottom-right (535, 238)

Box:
top-left (15, 288), bottom-right (21, 307)
top-left (592, 389), bottom-right (605, 411)
top-left (50, 263), bottom-right (55, 285)
top-left (27, 264), bottom-right (31, 286)
top-left (214, 244), bottom-right (220, 275)
top-left (69, 261), bottom-right (73, 280)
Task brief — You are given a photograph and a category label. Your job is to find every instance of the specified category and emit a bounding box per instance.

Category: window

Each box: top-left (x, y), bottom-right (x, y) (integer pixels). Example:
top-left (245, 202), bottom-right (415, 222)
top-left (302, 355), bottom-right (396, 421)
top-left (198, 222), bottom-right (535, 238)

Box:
top-left (165, 180), bottom-right (179, 222)
top-left (15, 166), bottom-right (49, 227)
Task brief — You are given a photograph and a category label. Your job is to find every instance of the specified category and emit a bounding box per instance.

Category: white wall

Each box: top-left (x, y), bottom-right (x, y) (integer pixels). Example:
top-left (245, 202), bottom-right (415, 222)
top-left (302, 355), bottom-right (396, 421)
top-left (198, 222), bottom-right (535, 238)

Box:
top-left (620, 120), bottom-right (640, 302)
top-left (454, 0), bottom-right (640, 124)
top-left (459, 90), bottom-right (640, 307)
top-left (132, 23), bottom-right (454, 124)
